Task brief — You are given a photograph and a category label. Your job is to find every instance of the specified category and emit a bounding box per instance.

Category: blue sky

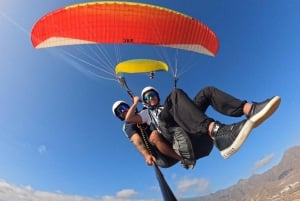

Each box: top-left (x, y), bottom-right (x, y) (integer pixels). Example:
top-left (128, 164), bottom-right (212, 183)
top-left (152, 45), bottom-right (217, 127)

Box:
top-left (0, 0), bottom-right (299, 200)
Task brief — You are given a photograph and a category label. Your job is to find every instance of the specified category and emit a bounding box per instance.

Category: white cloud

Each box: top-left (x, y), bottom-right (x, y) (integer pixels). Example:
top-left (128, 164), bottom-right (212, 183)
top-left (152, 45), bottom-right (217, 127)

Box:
top-left (252, 153), bottom-right (275, 173)
top-left (150, 185), bottom-right (160, 193)
top-left (0, 179), bottom-right (160, 201)
top-left (116, 189), bottom-right (137, 198)
top-left (0, 179), bottom-right (96, 201)
top-left (176, 177), bottom-right (210, 195)
top-left (101, 189), bottom-right (138, 201)
top-left (38, 145), bottom-right (47, 155)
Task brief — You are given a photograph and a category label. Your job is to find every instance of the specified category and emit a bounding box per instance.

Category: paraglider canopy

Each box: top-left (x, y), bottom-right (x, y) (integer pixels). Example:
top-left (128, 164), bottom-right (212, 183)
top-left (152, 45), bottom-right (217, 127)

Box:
top-left (30, 1), bottom-right (219, 86)
top-left (31, 1), bottom-right (219, 57)
top-left (115, 59), bottom-right (168, 74)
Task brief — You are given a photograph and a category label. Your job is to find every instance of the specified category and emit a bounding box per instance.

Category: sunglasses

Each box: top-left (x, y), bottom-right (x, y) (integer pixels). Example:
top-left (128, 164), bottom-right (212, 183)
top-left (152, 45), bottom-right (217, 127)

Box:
top-left (144, 92), bottom-right (157, 101)
top-left (115, 104), bottom-right (129, 117)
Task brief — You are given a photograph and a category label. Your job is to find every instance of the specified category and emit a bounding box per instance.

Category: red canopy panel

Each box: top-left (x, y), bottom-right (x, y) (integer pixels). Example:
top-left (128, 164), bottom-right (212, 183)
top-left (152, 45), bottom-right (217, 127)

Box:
top-left (31, 2), bottom-right (219, 56)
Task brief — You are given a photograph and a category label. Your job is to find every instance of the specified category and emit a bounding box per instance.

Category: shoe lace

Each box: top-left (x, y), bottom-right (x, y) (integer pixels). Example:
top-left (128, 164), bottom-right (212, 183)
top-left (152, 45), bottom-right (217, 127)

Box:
top-left (213, 123), bottom-right (236, 137)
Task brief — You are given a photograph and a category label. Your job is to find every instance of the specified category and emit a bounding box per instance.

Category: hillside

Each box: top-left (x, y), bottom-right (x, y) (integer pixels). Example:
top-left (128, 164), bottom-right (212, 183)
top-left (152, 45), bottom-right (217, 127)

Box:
top-left (183, 146), bottom-right (300, 201)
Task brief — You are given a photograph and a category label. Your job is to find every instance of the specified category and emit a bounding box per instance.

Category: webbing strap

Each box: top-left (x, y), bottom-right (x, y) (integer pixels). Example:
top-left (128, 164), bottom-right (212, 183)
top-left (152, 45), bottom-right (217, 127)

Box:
top-left (137, 124), bottom-right (153, 155)
top-left (147, 107), bottom-right (162, 133)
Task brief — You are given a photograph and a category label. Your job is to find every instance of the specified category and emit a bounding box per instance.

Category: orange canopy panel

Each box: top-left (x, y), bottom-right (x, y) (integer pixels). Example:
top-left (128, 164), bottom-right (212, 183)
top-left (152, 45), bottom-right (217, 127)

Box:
top-left (31, 2), bottom-right (219, 56)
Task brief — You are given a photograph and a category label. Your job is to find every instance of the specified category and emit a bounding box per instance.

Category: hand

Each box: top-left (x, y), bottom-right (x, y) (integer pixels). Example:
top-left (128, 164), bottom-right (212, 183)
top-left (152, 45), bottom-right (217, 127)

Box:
top-left (133, 96), bottom-right (141, 104)
top-left (145, 155), bottom-right (156, 166)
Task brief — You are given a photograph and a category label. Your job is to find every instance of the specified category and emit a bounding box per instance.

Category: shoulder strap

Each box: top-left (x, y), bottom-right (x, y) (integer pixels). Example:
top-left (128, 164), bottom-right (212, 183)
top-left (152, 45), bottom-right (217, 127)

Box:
top-left (147, 106), bottom-right (163, 132)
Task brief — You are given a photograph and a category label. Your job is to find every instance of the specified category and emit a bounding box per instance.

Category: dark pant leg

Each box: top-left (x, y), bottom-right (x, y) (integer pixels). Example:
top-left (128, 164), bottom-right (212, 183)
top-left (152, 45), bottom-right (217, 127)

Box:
top-left (160, 88), bottom-right (214, 135)
top-left (193, 86), bottom-right (247, 117)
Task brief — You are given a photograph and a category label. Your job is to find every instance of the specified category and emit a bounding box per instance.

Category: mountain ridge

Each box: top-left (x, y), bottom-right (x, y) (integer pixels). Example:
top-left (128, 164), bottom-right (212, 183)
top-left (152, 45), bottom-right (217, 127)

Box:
top-left (182, 145), bottom-right (300, 201)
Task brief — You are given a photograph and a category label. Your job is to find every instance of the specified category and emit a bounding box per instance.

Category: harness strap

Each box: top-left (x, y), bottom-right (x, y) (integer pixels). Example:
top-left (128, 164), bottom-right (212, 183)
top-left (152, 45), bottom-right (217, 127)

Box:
top-left (147, 106), bottom-right (162, 132)
top-left (137, 124), bottom-right (153, 155)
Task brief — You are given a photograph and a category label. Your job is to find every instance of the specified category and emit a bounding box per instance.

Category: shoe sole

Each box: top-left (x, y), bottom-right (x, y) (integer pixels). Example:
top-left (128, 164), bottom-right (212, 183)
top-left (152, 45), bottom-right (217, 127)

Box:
top-left (221, 120), bottom-right (253, 159)
top-left (250, 96), bottom-right (281, 128)
top-left (221, 96), bottom-right (281, 159)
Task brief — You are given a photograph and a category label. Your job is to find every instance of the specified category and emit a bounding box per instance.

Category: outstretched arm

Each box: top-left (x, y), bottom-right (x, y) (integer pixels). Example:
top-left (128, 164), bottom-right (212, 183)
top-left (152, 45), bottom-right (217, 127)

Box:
top-left (125, 96), bottom-right (143, 124)
top-left (130, 133), bottom-right (156, 166)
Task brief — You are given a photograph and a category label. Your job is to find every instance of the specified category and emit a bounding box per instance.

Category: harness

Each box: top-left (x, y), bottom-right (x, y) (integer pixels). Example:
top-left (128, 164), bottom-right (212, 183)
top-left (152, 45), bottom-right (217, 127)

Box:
top-left (143, 103), bottom-right (196, 165)
top-left (137, 111), bottom-right (178, 168)
top-left (147, 106), bottom-right (163, 133)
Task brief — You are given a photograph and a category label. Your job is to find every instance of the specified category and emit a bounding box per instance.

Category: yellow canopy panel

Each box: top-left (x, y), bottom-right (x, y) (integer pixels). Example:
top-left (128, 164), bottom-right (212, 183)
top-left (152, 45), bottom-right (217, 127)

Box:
top-left (115, 59), bottom-right (168, 74)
